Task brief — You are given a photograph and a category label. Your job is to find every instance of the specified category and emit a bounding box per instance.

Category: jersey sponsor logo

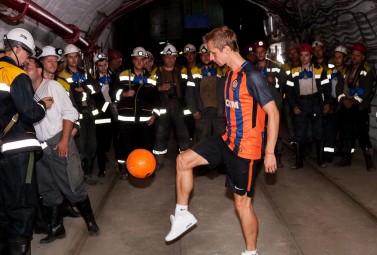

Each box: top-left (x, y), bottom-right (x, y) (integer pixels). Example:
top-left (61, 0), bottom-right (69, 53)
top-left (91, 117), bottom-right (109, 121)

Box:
top-left (225, 99), bottom-right (239, 109)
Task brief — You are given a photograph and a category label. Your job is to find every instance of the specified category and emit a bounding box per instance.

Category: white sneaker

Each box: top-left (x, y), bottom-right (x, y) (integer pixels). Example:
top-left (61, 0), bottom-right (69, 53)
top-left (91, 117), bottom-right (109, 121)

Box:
top-left (165, 212), bottom-right (197, 242)
top-left (241, 251), bottom-right (258, 255)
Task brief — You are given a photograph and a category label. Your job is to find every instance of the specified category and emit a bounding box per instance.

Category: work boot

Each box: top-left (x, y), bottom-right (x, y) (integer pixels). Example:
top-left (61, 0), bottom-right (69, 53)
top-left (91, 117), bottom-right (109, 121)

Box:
top-left (118, 163), bottom-right (129, 180)
top-left (76, 196), bottom-right (100, 236)
top-left (155, 154), bottom-right (165, 171)
top-left (61, 198), bottom-right (80, 218)
top-left (363, 148), bottom-right (376, 172)
top-left (40, 206), bottom-right (66, 244)
top-left (315, 141), bottom-right (327, 168)
top-left (336, 148), bottom-right (352, 167)
top-left (33, 196), bottom-right (49, 235)
top-left (291, 143), bottom-right (303, 170)
top-left (83, 158), bottom-right (97, 185)
top-left (7, 236), bottom-right (31, 255)
top-left (0, 227), bottom-right (7, 254)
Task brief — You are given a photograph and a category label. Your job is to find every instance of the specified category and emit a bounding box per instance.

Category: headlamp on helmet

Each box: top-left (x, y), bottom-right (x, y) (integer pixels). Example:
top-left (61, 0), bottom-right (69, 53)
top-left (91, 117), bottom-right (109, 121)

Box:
top-left (131, 47), bottom-right (147, 57)
top-left (93, 52), bottom-right (108, 63)
top-left (311, 40), bottom-right (324, 48)
top-left (183, 44), bottom-right (196, 54)
top-left (162, 44), bottom-right (178, 56)
top-left (39, 46), bottom-right (63, 61)
top-left (199, 43), bottom-right (208, 55)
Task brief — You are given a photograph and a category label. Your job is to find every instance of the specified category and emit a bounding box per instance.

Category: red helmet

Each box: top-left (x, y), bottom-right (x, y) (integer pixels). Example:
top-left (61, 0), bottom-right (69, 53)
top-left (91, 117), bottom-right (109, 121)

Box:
top-left (351, 43), bottom-right (366, 56)
top-left (254, 40), bottom-right (267, 50)
top-left (299, 43), bottom-right (312, 54)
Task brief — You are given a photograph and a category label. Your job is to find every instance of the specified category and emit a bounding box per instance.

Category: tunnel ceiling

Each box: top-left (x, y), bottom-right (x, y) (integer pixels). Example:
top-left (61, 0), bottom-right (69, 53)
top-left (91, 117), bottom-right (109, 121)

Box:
top-left (1, 0), bottom-right (377, 63)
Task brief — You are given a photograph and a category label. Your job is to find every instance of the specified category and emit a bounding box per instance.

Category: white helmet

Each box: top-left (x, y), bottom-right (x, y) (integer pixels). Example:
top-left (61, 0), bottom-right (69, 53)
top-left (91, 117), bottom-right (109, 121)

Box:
top-left (4, 28), bottom-right (35, 55)
top-left (334, 45), bottom-right (347, 55)
top-left (199, 43), bottom-right (209, 54)
top-left (93, 52), bottom-right (108, 63)
top-left (63, 44), bottom-right (80, 55)
top-left (162, 44), bottom-right (178, 56)
top-left (131, 46), bottom-right (147, 57)
top-left (38, 46), bottom-right (62, 61)
top-left (146, 51), bottom-right (154, 60)
top-left (183, 43), bottom-right (196, 54)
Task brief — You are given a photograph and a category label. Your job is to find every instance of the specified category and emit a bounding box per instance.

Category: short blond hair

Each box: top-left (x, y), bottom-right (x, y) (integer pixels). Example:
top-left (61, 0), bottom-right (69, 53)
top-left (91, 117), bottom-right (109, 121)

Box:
top-left (203, 26), bottom-right (239, 53)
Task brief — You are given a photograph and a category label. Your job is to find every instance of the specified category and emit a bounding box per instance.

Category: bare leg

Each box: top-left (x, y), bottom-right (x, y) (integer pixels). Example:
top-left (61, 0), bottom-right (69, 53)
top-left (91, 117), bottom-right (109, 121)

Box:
top-left (234, 194), bottom-right (258, 251)
top-left (176, 149), bottom-right (208, 205)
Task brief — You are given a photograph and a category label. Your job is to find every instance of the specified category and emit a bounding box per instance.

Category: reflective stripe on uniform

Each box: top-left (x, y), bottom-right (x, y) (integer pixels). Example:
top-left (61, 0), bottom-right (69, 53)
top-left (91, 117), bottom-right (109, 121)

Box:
top-left (95, 118), bottom-right (111, 124)
top-left (2, 139), bottom-right (41, 153)
top-left (323, 147), bottom-right (335, 153)
top-left (160, 109), bottom-right (167, 114)
top-left (183, 109), bottom-right (191, 115)
top-left (102, 102), bottom-right (109, 112)
top-left (86, 84), bottom-right (95, 94)
top-left (118, 116), bottom-right (135, 122)
top-left (321, 79), bottom-right (329, 85)
top-left (338, 93), bottom-right (345, 102)
top-left (286, 80), bottom-right (294, 87)
top-left (153, 149), bottom-right (167, 155)
top-left (115, 89), bottom-right (122, 101)
top-left (92, 109), bottom-right (99, 116)
top-left (152, 109), bottom-right (160, 116)
top-left (0, 83), bottom-right (10, 92)
top-left (140, 116), bottom-right (151, 122)
top-left (187, 81), bottom-right (195, 87)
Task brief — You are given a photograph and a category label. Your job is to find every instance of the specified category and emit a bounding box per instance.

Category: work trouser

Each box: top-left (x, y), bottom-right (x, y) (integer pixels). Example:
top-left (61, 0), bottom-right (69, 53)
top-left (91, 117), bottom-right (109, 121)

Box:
top-left (116, 121), bottom-right (155, 161)
top-left (338, 106), bottom-right (372, 151)
top-left (76, 107), bottom-right (97, 176)
top-left (195, 107), bottom-right (226, 144)
top-left (0, 151), bottom-right (38, 237)
top-left (36, 134), bottom-right (87, 206)
top-left (95, 123), bottom-right (112, 172)
top-left (154, 106), bottom-right (190, 154)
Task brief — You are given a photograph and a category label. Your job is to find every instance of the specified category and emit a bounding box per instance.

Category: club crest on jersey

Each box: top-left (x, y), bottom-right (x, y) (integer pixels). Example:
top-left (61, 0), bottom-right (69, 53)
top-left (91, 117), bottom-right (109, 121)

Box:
top-left (232, 79), bottom-right (238, 91)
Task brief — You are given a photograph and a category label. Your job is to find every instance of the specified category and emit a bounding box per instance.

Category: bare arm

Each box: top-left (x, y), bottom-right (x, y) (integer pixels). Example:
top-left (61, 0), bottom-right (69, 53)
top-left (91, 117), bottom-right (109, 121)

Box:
top-left (262, 100), bottom-right (279, 173)
top-left (54, 119), bottom-right (74, 157)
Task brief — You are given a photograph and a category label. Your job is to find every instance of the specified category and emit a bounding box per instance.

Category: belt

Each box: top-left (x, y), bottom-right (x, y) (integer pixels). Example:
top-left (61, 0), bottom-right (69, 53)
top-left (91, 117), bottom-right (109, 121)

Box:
top-left (300, 93), bottom-right (319, 100)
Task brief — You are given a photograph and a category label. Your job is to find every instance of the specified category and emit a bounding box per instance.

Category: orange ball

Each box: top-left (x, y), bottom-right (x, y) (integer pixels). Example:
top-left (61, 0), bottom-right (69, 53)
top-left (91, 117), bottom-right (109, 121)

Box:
top-left (126, 149), bottom-right (156, 178)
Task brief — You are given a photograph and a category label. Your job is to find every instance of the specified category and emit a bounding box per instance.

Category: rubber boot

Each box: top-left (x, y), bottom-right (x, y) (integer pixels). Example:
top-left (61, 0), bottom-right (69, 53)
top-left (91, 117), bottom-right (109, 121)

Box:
top-left (84, 158), bottom-right (97, 185)
top-left (61, 198), bottom-right (80, 218)
top-left (363, 148), bottom-right (376, 172)
top-left (0, 226), bottom-right (7, 254)
top-left (118, 163), bottom-right (129, 180)
top-left (315, 141), bottom-right (327, 168)
top-left (155, 154), bottom-right (165, 171)
top-left (33, 196), bottom-right (49, 235)
top-left (97, 152), bottom-right (106, 177)
top-left (7, 237), bottom-right (31, 255)
top-left (76, 196), bottom-right (100, 236)
top-left (336, 148), bottom-right (352, 167)
top-left (291, 143), bottom-right (303, 170)
top-left (40, 206), bottom-right (66, 244)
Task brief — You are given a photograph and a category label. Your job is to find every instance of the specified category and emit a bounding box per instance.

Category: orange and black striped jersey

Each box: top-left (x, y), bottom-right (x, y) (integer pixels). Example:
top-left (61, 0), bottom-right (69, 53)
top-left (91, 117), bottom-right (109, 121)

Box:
top-left (222, 61), bottom-right (274, 160)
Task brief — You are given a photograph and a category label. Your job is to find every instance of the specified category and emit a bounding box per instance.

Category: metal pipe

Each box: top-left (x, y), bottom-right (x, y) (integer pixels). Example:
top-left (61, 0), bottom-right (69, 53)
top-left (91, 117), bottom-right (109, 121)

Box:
top-left (1, 0), bottom-right (90, 50)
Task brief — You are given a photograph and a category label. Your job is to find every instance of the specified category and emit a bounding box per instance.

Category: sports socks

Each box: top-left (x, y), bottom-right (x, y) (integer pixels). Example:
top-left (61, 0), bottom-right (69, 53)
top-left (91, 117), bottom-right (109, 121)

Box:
top-left (243, 250), bottom-right (257, 255)
top-left (175, 204), bottom-right (188, 216)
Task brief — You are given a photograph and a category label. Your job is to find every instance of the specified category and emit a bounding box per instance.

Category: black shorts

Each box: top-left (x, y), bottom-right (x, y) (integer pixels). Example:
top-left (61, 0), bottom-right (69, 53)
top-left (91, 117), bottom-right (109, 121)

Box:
top-left (192, 134), bottom-right (258, 197)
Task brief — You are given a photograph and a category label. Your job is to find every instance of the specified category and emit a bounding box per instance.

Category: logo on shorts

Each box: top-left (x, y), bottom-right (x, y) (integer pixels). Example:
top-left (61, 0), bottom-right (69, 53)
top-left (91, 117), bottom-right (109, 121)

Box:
top-left (235, 185), bottom-right (244, 191)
